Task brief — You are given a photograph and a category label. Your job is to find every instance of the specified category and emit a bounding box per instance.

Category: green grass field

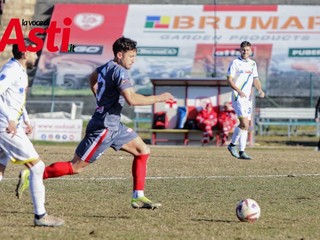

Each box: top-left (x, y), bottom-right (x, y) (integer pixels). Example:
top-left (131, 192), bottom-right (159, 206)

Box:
top-left (0, 143), bottom-right (319, 240)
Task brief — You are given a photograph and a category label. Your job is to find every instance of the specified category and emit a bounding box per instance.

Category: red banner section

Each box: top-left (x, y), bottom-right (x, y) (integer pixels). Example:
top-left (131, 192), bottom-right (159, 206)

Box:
top-left (50, 4), bottom-right (128, 58)
top-left (34, 4), bottom-right (128, 93)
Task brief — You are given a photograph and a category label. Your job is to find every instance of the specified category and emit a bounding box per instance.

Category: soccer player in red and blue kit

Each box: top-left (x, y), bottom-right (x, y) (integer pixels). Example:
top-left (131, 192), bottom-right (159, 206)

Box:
top-left (16, 36), bottom-right (174, 209)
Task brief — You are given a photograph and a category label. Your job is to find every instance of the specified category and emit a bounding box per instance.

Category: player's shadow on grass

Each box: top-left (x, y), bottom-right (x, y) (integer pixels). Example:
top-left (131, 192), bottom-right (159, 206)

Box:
top-left (284, 140), bottom-right (317, 147)
top-left (191, 218), bottom-right (236, 223)
top-left (1, 210), bottom-right (41, 227)
top-left (80, 214), bottom-right (131, 220)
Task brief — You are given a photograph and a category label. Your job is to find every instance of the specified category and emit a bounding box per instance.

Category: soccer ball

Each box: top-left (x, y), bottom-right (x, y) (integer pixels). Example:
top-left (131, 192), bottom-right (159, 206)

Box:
top-left (236, 199), bottom-right (261, 222)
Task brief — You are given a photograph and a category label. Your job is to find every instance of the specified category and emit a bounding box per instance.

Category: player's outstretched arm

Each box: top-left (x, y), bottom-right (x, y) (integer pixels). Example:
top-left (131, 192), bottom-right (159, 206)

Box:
top-left (122, 87), bottom-right (174, 106)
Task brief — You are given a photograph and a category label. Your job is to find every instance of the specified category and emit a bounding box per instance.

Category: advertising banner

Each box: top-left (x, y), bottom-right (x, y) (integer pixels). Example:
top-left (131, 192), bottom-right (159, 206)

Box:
top-left (28, 118), bottom-right (83, 142)
top-left (32, 4), bottom-right (320, 97)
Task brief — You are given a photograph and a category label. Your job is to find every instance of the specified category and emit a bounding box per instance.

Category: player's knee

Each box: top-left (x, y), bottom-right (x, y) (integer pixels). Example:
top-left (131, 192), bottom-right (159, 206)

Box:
top-left (29, 160), bottom-right (45, 175)
top-left (240, 125), bottom-right (249, 131)
top-left (239, 122), bottom-right (249, 130)
top-left (139, 143), bottom-right (150, 155)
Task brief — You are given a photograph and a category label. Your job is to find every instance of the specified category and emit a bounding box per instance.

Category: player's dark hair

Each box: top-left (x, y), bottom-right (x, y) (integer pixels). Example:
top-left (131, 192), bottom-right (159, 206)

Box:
top-left (112, 36), bottom-right (137, 56)
top-left (240, 41), bottom-right (251, 48)
top-left (12, 38), bottom-right (33, 59)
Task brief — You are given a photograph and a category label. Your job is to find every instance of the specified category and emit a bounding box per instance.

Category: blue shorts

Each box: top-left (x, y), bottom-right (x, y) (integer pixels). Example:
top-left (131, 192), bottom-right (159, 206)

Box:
top-left (75, 121), bottom-right (138, 163)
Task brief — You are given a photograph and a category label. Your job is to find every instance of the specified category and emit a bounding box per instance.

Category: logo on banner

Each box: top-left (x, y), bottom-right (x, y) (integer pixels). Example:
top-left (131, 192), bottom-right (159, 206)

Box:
top-left (165, 99), bottom-right (178, 109)
top-left (289, 48), bottom-right (320, 57)
top-left (137, 47), bottom-right (178, 56)
top-left (74, 13), bottom-right (104, 30)
top-left (60, 44), bottom-right (103, 54)
top-left (145, 16), bottom-right (170, 29)
top-left (144, 14), bottom-right (320, 32)
top-left (214, 47), bottom-right (255, 57)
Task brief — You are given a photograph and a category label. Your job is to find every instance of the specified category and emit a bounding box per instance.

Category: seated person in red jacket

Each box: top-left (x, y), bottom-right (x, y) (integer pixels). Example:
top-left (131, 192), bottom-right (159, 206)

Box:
top-left (196, 102), bottom-right (218, 144)
top-left (218, 102), bottom-right (238, 145)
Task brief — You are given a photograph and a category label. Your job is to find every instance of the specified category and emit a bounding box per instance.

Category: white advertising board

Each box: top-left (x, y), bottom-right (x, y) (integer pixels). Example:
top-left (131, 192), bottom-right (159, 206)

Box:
top-left (28, 119), bottom-right (83, 142)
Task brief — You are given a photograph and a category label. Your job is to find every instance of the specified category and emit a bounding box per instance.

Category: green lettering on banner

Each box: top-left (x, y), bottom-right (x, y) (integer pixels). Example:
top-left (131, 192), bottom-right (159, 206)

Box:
top-left (137, 47), bottom-right (179, 56)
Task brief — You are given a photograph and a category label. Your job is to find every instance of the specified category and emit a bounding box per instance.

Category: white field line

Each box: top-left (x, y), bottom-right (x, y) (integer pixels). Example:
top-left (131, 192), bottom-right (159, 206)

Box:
top-left (3, 173), bottom-right (320, 181)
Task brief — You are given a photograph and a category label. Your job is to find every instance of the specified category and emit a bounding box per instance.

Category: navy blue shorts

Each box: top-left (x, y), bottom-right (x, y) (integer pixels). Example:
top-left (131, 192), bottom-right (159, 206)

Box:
top-left (75, 121), bottom-right (138, 163)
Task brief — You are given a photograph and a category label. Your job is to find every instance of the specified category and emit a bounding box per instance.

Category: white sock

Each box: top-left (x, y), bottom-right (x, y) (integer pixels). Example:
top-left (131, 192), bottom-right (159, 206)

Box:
top-left (239, 130), bottom-right (248, 152)
top-left (132, 190), bottom-right (144, 198)
top-left (231, 127), bottom-right (242, 145)
top-left (0, 175), bottom-right (3, 181)
top-left (29, 161), bottom-right (46, 215)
